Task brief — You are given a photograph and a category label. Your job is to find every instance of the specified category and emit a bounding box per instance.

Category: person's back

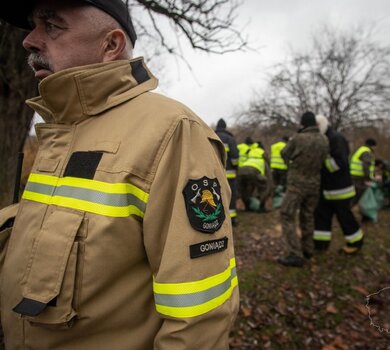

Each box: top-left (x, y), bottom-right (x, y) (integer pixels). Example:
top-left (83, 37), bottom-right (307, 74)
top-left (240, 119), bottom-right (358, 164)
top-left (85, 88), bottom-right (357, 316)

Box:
top-left (278, 111), bottom-right (329, 267)
top-left (283, 126), bottom-right (328, 190)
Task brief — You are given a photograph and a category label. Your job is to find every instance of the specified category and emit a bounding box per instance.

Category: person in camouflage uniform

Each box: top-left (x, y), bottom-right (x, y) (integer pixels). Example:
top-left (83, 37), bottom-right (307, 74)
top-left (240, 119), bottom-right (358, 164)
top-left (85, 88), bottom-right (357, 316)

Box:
top-left (277, 111), bottom-right (329, 267)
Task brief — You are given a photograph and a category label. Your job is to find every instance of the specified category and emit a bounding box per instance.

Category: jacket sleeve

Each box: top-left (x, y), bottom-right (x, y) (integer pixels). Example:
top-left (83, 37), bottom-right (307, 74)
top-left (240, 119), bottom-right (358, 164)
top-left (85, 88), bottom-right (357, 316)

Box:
top-left (143, 117), bottom-right (239, 350)
top-left (281, 137), bottom-right (295, 163)
top-left (360, 151), bottom-right (373, 180)
top-left (325, 136), bottom-right (347, 173)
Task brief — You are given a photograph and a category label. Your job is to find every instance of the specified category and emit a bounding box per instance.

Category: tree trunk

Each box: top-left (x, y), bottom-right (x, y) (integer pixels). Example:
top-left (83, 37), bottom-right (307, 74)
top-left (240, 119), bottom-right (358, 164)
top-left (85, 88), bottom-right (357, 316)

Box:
top-left (0, 24), bottom-right (37, 208)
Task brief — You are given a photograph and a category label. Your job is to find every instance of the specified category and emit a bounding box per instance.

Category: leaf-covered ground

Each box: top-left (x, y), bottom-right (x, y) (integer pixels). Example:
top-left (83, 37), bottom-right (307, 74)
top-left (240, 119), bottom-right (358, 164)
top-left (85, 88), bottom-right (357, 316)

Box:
top-left (229, 206), bottom-right (390, 350)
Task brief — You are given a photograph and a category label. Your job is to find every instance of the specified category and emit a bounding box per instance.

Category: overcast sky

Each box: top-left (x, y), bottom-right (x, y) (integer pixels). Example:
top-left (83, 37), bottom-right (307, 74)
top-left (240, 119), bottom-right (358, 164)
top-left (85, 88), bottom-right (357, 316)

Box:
top-left (134, 0), bottom-right (390, 127)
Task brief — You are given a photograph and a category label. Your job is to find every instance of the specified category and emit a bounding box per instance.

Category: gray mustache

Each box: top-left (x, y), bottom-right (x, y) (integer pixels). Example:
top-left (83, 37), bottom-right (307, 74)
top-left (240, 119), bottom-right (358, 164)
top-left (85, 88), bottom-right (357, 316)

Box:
top-left (27, 53), bottom-right (51, 71)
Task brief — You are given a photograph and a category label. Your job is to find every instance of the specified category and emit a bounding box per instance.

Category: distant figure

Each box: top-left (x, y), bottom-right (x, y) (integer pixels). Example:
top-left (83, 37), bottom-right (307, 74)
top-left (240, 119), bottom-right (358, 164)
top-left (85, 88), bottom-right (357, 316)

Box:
top-left (314, 115), bottom-right (363, 254)
top-left (238, 142), bottom-right (268, 212)
top-left (278, 111), bottom-right (328, 267)
top-left (237, 136), bottom-right (254, 167)
top-left (215, 118), bottom-right (239, 225)
top-left (270, 136), bottom-right (289, 189)
top-left (350, 138), bottom-right (377, 207)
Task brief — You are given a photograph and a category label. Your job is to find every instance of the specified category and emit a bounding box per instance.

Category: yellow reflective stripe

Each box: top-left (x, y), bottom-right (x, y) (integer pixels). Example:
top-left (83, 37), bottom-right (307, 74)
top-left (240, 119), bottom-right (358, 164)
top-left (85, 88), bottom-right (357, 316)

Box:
top-left (28, 173), bottom-right (148, 202)
top-left (155, 276), bottom-right (238, 318)
top-left (323, 186), bottom-right (356, 200)
top-left (345, 229), bottom-right (363, 243)
top-left (325, 157), bottom-right (340, 173)
top-left (229, 210), bottom-right (237, 218)
top-left (22, 191), bottom-right (52, 204)
top-left (23, 173), bottom-right (148, 218)
top-left (154, 258), bottom-right (238, 318)
top-left (226, 170), bottom-right (237, 179)
top-left (313, 230), bottom-right (331, 241)
top-left (154, 258), bottom-right (236, 294)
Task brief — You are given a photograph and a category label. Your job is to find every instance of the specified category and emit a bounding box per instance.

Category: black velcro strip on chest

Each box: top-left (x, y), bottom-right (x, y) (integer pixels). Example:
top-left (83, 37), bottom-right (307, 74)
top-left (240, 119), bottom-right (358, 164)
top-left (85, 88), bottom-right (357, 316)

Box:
top-left (190, 237), bottom-right (228, 259)
top-left (63, 152), bottom-right (103, 179)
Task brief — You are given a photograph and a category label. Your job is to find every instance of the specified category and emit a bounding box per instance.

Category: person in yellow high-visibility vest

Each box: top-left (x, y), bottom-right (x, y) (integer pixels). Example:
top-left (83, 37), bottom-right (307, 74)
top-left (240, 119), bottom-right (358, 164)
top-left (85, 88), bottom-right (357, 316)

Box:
top-left (237, 142), bottom-right (268, 212)
top-left (350, 138), bottom-right (376, 206)
top-left (237, 137), bottom-right (253, 167)
top-left (270, 136), bottom-right (289, 189)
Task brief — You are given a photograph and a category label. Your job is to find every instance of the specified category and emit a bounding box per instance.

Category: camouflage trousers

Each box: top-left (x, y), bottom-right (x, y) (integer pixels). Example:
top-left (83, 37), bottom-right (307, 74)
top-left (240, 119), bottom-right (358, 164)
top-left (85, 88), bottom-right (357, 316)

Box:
top-left (351, 177), bottom-right (367, 207)
top-left (280, 186), bottom-right (320, 258)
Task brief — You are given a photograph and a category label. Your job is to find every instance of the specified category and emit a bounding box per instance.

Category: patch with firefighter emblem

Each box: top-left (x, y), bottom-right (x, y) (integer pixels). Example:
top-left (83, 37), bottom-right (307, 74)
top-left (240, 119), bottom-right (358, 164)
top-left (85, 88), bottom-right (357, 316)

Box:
top-left (183, 177), bottom-right (225, 233)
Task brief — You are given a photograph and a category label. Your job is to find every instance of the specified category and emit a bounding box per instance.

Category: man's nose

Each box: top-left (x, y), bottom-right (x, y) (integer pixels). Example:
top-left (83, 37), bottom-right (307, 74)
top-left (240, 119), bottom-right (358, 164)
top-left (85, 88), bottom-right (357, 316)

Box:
top-left (22, 29), bottom-right (44, 52)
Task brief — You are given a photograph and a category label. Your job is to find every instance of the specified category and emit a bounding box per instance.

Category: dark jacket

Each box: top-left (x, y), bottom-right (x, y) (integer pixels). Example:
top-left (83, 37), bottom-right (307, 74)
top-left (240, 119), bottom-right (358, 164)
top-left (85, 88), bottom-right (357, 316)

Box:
top-left (321, 128), bottom-right (353, 191)
top-left (215, 128), bottom-right (239, 173)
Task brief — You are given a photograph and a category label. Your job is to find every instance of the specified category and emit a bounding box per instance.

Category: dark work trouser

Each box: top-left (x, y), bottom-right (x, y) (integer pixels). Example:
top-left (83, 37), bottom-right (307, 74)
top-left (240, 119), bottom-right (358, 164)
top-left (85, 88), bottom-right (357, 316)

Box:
top-left (228, 177), bottom-right (238, 219)
top-left (314, 195), bottom-right (363, 250)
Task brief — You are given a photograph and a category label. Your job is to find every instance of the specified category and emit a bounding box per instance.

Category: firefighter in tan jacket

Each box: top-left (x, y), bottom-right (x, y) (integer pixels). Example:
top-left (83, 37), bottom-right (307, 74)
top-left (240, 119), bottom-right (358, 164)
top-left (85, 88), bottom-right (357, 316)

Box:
top-left (0, 1), bottom-right (239, 349)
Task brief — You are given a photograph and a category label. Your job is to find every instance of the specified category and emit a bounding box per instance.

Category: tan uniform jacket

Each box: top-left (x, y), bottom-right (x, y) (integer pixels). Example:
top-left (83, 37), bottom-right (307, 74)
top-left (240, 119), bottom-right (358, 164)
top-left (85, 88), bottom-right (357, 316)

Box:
top-left (0, 58), bottom-right (239, 350)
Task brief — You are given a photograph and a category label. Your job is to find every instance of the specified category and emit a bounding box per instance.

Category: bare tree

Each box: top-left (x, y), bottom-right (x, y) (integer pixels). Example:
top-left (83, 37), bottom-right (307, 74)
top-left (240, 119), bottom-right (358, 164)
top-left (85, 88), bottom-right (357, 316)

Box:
top-left (0, 24), bottom-right (36, 208)
top-left (240, 26), bottom-right (390, 131)
top-left (0, 0), bottom-right (248, 208)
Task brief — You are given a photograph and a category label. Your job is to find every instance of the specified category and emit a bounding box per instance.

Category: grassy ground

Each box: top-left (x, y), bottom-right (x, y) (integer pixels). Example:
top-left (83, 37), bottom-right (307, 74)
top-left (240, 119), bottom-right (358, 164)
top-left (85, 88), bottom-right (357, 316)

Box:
top-left (229, 207), bottom-right (390, 349)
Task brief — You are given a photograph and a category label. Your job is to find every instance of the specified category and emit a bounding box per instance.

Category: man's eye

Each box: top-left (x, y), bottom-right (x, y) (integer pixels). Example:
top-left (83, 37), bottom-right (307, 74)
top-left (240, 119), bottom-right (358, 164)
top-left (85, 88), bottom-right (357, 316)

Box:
top-left (45, 22), bottom-right (60, 32)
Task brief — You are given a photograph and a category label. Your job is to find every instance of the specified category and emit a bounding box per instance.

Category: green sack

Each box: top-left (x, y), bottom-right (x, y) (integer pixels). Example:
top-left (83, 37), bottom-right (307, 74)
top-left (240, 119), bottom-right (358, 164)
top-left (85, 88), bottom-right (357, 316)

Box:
top-left (372, 182), bottom-right (385, 210)
top-left (358, 187), bottom-right (379, 222)
top-left (272, 185), bottom-right (284, 209)
top-left (248, 197), bottom-right (261, 212)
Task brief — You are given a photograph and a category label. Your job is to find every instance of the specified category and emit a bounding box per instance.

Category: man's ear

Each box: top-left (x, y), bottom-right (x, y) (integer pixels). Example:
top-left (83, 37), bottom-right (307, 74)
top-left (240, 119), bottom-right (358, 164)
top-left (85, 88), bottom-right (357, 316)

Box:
top-left (102, 29), bottom-right (127, 62)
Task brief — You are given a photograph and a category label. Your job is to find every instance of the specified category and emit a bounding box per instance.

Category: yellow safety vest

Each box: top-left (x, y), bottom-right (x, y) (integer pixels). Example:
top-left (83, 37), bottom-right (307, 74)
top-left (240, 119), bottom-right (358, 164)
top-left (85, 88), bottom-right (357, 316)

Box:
top-left (237, 143), bottom-right (250, 167)
top-left (350, 146), bottom-right (374, 178)
top-left (270, 141), bottom-right (287, 170)
top-left (241, 147), bottom-right (265, 175)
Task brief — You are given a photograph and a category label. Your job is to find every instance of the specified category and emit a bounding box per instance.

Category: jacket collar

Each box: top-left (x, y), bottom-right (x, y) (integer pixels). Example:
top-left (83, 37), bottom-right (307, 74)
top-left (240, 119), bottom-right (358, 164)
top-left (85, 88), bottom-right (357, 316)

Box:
top-left (26, 57), bottom-right (158, 124)
top-left (300, 126), bottom-right (319, 133)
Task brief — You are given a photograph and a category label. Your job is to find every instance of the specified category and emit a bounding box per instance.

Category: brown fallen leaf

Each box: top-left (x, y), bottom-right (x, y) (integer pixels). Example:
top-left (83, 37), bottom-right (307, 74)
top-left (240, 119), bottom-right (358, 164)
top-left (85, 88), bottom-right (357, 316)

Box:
top-left (326, 302), bottom-right (338, 314)
top-left (354, 303), bottom-right (368, 316)
top-left (241, 307), bottom-right (252, 318)
top-left (352, 286), bottom-right (370, 296)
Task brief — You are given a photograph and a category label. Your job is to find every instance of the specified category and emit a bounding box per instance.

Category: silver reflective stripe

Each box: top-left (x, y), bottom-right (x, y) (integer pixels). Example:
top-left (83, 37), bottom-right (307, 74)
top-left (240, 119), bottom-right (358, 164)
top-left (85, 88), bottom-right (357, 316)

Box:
top-left (345, 229), bottom-right (363, 243)
top-left (323, 186), bottom-right (355, 197)
top-left (25, 182), bottom-right (55, 196)
top-left (154, 267), bottom-right (237, 308)
top-left (325, 157), bottom-right (340, 172)
top-left (314, 230), bottom-right (331, 240)
top-left (26, 182), bottom-right (146, 211)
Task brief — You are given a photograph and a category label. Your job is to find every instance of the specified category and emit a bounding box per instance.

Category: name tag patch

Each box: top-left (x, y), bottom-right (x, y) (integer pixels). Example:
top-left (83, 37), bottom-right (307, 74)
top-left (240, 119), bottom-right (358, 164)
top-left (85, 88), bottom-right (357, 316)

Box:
top-left (190, 237), bottom-right (228, 259)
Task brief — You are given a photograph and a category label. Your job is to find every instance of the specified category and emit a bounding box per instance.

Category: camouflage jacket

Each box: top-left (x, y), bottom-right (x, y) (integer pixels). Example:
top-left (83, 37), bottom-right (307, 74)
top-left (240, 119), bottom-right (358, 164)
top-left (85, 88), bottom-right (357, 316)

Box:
top-left (282, 126), bottom-right (329, 191)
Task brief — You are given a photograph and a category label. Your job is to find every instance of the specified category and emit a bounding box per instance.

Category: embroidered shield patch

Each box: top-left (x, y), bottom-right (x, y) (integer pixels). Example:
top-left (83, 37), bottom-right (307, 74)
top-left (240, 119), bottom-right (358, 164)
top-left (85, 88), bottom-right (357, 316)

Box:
top-left (183, 177), bottom-right (225, 233)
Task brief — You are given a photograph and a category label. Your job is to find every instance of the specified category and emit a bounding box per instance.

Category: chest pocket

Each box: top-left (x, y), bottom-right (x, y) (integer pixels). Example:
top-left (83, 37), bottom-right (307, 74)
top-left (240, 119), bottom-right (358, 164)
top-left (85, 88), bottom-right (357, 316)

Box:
top-left (13, 209), bottom-right (84, 329)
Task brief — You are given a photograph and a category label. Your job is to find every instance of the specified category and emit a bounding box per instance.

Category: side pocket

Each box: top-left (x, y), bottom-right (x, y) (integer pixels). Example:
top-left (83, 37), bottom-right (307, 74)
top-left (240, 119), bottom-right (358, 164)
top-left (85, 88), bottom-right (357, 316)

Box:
top-left (13, 209), bottom-right (84, 329)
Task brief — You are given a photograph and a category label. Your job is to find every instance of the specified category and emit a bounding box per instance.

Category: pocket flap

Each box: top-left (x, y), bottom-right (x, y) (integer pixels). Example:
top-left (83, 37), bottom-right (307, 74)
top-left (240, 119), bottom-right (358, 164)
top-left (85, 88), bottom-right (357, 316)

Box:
top-left (90, 141), bottom-right (120, 154)
top-left (37, 158), bottom-right (60, 173)
top-left (15, 209), bottom-right (83, 315)
top-left (0, 203), bottom-right (19, 230)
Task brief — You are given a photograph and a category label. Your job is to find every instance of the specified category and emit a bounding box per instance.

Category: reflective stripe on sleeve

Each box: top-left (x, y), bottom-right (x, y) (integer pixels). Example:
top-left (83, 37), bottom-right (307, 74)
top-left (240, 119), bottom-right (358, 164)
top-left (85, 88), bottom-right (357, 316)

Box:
top-left (153, 258), bottom-right (238, 318)
top-left (229, 209), bottom-right (237, 218)
top-left (313, 230), bottom-right (331, 241)
top-left (22, 173), bottom-right (148, 218)
top-left (323, 186), bottom-right (356, 200)
top-left (226, 170), bottom-right (237, 179)
top-left (345, 229), bottom-right (363, 244)
top-left (325, 157), bottom-right (340, 173)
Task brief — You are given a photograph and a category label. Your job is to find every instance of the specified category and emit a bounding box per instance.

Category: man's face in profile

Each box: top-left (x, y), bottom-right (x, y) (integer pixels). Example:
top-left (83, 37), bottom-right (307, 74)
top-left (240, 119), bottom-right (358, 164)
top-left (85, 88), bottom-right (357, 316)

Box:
top-left (23, 0), bottom-right (107, 80)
